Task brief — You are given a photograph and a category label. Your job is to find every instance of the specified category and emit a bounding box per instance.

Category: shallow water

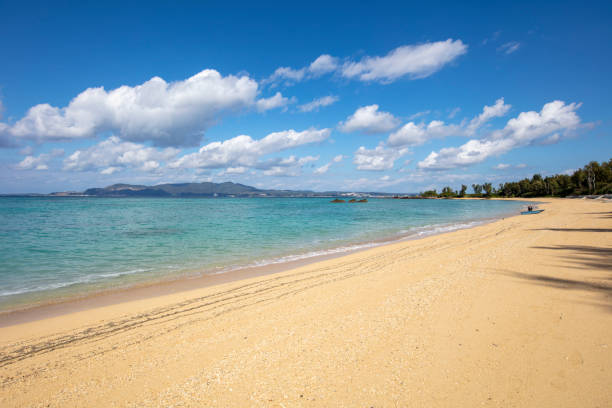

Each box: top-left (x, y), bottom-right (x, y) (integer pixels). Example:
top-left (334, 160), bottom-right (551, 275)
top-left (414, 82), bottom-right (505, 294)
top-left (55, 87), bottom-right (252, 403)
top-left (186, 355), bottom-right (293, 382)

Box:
top-left (0, 197), bottom-right (527, 311)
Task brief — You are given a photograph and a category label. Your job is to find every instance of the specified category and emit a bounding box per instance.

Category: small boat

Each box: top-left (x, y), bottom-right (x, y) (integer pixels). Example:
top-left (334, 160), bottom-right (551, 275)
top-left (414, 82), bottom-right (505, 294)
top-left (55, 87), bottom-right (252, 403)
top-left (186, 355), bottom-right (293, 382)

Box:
top-left (520, 209), bottom-right (544, 215)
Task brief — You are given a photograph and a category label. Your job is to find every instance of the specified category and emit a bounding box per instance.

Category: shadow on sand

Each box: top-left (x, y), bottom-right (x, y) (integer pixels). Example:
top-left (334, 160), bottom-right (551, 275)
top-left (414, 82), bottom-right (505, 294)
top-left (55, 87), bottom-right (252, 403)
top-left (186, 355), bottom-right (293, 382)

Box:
top-left (530, 245), bottom-right (612, 272)
top-left (530, 228), bottom-right (612, 233)
top-left (582, 211), bottom-right (612, 219)
top-left (494, 243), bottom-right (612, 312)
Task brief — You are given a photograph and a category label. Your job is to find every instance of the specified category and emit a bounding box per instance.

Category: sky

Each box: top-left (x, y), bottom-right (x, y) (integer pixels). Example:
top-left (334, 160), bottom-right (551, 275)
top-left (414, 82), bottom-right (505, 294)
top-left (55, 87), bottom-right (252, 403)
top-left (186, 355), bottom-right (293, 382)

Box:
top-left (0, 1), bottom-right (611, 194)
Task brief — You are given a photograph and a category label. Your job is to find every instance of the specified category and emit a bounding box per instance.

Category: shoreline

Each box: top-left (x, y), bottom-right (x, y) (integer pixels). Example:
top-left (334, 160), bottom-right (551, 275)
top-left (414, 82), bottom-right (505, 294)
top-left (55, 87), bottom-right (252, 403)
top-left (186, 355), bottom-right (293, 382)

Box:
top-left (0, 199), bottom-right (532, 326)
top-left (1, 197), bottom-right (610, 406)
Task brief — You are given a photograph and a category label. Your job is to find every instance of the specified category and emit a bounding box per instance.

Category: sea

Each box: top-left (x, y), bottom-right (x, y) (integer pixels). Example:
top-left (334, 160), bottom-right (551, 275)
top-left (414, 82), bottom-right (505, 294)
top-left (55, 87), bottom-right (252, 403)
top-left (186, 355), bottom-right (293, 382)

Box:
top-left (0, 197), bottom-right (529, 312)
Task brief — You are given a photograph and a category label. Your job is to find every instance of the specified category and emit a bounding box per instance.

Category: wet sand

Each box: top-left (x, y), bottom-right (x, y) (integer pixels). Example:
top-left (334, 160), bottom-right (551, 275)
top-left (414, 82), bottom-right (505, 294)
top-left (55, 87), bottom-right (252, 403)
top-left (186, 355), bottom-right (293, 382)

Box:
top-left (0, 198), bottom-right (610, 407)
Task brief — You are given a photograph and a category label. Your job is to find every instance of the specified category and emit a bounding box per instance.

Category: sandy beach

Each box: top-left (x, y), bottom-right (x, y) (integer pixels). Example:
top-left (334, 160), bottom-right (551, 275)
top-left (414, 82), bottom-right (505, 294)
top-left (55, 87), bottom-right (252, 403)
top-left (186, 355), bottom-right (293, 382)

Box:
top-left (0, 198), bottom-right (610, 407)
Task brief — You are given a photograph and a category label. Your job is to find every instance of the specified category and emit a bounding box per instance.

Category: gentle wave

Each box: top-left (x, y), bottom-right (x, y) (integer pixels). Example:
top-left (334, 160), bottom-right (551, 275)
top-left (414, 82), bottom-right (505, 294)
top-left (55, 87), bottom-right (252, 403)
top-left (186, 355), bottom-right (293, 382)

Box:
top-left (0, 219), bottom-right (488, 299)
top-left (0, 268), bottom-right (153, 297)
top-left (0, 197), bottom-right (529, 310)
top-left (206, 219), bottom-right (489, 276)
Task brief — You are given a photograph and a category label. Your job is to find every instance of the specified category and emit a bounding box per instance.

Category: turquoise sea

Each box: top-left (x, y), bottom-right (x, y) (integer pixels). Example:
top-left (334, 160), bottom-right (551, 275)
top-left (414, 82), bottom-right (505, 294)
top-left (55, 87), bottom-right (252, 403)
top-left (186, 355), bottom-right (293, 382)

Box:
top-left (0, 197), bottom-right (528, 312)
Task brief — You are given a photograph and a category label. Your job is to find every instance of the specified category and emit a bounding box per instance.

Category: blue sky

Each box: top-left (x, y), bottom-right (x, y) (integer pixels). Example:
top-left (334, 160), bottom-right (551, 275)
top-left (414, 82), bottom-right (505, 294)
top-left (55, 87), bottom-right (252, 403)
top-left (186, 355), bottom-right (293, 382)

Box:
top-left (1, 1), bottom-right (611, 193)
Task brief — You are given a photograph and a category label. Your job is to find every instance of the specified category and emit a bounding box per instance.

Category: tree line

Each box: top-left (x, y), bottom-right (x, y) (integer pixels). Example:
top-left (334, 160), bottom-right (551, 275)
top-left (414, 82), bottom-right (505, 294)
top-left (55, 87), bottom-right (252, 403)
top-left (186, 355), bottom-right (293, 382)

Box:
top-left (419, 158), bottom-right (612, 198)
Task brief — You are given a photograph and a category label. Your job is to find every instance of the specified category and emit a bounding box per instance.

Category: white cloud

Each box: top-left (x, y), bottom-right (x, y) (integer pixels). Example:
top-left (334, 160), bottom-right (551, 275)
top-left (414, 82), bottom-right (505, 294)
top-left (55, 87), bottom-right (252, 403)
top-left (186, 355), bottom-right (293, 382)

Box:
top-left (341, 39), bottom-right (467, 82)
top-left (538, 133), bottom-right (560, 145)
top-left (388, 120), bottom-right (460, 147)
top-left (266, 39), bottom-right (467, 86)
top-left (170, 128), bottom-right (330, 170)
top-left (267, 66), bottom-right (307, 83)
top-left (418, 100), bottom-right (582, 170)
top-left (467, 97), bottom-right (511, 133)
top-left (448, 107), bottom-right (461, 119)
top-left (100, 166), bottom-right (120, 175)
top-left (353, 144), bottom-right (409, 171)
top-left (418, 139), bottom-right (515, 170)
top-left (408, 110), bottom-right (431, 120)
top-left (387, 98), bottom-right (511, 148)
top-left (265, 54), bottom-right (339, 86)
top-left (498, 42), bottom-right (521, 54)
top-left (308, 55), bottom-right (339, 76)
top-left (224, 166), bottom-right (248, 174)
top-left (494, 163), bottom-right (528, 170)
top-left (16, 148), bottom-right (64, 171)
top-left (256, 92), bottom-right (293, 112)
top-left (1, 69), bottom-right (290, 147)
top-left (498, 101), bottom-right (581, 143)
top-left (298, 95), bottom-right (339, 112)
top-left (261, 155), bottom-right (319, 177)
top-left (314, 162), bottom-right (332, 175)
top-left (339, 105), bottom-right (400, 134)
top-left (63, 136), bottom-right (179, 173)
top-left (314, 154), bottom-right (344, 175)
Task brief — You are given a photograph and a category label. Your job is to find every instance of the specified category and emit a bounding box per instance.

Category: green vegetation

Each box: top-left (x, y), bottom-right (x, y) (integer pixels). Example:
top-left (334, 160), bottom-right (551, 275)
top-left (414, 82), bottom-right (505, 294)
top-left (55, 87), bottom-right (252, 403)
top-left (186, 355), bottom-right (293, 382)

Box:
top-left (418, 158), bottom-right (612, 198)
top-left (421, 190), bottom-right (438, 198)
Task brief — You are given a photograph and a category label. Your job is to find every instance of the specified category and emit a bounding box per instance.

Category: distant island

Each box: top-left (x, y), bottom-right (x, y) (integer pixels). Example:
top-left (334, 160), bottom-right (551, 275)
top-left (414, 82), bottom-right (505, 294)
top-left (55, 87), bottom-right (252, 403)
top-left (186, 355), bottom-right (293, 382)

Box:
top-left (30, 182), bottom-right (399, 198)
top-left (4, 158), bottom-right (610, 199)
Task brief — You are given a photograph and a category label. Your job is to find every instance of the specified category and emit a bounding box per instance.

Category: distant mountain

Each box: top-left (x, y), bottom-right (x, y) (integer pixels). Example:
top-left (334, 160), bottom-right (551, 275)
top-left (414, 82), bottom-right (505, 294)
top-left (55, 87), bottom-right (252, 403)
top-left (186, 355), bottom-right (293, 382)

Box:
top-left (78, 181), bottom-right (386, 198)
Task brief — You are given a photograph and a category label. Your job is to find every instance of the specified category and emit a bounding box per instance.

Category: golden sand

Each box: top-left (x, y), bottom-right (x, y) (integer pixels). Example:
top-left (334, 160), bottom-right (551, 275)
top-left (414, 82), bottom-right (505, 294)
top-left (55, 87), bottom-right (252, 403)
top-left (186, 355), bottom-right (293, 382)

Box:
top-left (1, 198), bottom-right (611, 407)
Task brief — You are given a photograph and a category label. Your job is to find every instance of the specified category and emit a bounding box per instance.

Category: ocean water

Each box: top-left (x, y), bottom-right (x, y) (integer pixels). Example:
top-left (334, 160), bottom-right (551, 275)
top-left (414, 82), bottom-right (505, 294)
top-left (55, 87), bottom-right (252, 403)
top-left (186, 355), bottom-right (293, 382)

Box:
top-left (0, 197), bottom-right (528, 311)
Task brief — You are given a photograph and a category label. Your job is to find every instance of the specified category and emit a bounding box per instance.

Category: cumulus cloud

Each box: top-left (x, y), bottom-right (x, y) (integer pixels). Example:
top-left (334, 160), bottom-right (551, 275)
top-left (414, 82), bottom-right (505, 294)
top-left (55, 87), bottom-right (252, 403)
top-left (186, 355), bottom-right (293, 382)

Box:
top-left (266, 39), bottom-right (466, 86)
top-left (170, 128), bottom-right (330, 170)
top-left (388, 120), bottom-right (461, 147)
top-left (314, 154), bottom-right (344, 175)
top-left (388, 98), bottom-right (512, 147)
top-left (353, 144), bottom-right (409, 171)
top-left (467, 97), bottom-right (511, 133)
top-left (256, 92), bottom-right (294, 112)
top-left (16, 148), bottom-right (64, 171)
top-left (63, 136), bottom-right (179, 174)
top-left (220, 166), bottom-right (248, 175)
top-left (498, 41), bottom-right (521, 54)
top-left (266, 66), bottom-right (307, 84)
top-left (308, 55), bottom-right (339, 76)
top-left (298, 95), bottom-right (339, 112)
top-left (262, 155), bottom-right (319, 177)
top-left (314, 162), bottom-right (332, 175)
top-left (418, 100), bottom-right (582, 170)
top-left (265, 54), bottom-right (339, 86)
top-left (339, 105), bottom-right (400, 134)
top-left (0, 69), bottom-right (291, 147)
top-left (341, 39), bottom-right (467, 82)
